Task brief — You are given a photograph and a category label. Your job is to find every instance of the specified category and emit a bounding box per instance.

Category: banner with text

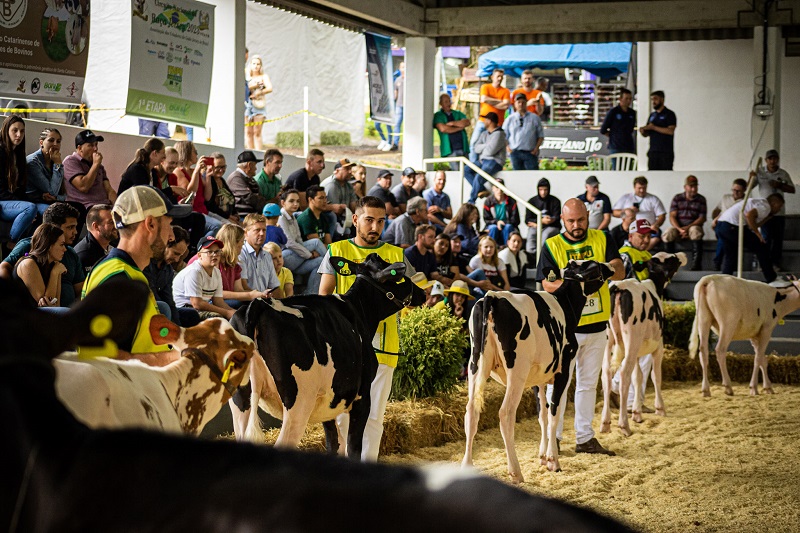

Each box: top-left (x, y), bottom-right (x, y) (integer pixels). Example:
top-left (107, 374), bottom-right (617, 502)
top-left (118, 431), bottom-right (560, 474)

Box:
top-left (126, 0), bottom-right (214, 127)
top-left (0, 0), bottom-right (90, 104)
top-left (365, 32), bottom-right (394, 125)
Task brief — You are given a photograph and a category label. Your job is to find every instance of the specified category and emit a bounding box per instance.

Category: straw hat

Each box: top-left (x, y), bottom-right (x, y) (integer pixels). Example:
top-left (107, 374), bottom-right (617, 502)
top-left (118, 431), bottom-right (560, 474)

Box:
top-left (411, 272), bottom-right (434, 289)
top-left (444, 280), bottom-right (474, 300)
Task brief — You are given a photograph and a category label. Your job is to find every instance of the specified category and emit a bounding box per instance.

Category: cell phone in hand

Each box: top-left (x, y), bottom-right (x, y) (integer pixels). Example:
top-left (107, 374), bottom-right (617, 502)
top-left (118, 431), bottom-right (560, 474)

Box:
top-left (180, 191), bottom-right (196, 205)
top-left (203, 156), bottom-right (214, 167)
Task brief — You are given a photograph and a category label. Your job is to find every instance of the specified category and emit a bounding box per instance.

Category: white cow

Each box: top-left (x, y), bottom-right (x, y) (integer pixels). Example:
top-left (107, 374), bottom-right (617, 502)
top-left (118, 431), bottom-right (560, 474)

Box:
top-left (601, 252), bottom-right (686, 437)
top-left (689, 274), bottom-right (800, 396)
top-left (55, 316), bottom-right (255, 434)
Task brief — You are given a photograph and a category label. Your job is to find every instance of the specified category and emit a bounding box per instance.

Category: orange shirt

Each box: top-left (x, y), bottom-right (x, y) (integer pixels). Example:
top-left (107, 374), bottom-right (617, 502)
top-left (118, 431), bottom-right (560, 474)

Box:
top-left (479, 84), bottom-right (511, 126)
top-left (511, 88), bottom-right (544, 115)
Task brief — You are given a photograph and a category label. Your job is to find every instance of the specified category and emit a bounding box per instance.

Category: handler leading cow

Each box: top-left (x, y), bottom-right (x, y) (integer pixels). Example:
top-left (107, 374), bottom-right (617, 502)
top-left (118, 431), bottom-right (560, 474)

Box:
top-left (536, 198), bottom-right (625, 456)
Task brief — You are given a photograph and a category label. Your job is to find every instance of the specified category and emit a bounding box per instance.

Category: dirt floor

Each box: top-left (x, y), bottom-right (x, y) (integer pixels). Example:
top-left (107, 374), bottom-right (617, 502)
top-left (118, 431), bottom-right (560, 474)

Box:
top-left (384, 381), bottom-right (800, 533)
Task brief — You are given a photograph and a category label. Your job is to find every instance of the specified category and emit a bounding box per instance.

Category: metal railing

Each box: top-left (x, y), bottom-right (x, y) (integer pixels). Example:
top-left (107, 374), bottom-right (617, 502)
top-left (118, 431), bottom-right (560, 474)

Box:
top-left (420, 156), bottom-right (543, 263)
top-left (737, 157), bottom-right (761, 278)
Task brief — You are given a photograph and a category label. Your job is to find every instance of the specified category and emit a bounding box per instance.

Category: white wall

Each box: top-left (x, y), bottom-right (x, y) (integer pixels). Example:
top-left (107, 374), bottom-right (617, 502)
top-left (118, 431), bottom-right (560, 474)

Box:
top-left (780, 54), bottom-right (800, 174)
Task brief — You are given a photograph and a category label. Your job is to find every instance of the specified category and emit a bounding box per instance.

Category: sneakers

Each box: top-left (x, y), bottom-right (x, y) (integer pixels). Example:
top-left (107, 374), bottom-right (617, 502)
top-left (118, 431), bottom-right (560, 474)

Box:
top-left (377, 140), bottom-right (387, 151)
top-left (477, 190), bottom-right (491, 199)
top-left (609, 390), bottom-right (620, 409)
top-left (389, 144), bottom-right (399, 152)
top-left (382, 143), bottom-right (394, 152)
top-left (575, 437), bottom-right (616, 456)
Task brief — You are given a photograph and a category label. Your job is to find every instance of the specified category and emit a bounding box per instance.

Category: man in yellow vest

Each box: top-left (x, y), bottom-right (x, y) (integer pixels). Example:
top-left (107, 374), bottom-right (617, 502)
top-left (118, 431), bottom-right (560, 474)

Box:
top-left (536, 199), bottom-right (624, 455)
top-left (80, 185), bottom-right (191, 364)
top-left (319, 195), bottom-right (416, 461)
top-left (611, 218), bottom-right (656, 412)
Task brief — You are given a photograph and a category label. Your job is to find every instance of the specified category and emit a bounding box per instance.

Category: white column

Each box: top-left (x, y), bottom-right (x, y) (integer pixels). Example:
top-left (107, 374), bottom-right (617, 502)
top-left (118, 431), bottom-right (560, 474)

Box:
top-left (403, 37), bottom-right (436, 169)
top-left (752, 26), bottom-right (782, 155)
top-left (636, 42), bottom-right (651, 172)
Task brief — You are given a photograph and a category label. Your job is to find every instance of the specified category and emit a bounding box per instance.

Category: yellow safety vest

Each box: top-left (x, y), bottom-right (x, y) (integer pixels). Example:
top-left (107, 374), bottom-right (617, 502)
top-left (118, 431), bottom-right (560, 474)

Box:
top-left (619, 245), bottom-right (652, 281)
top-left (78, 254), bottom-right (169, 358)
top-left (329, 239), bottom-right (405, 367)
top-left (544, 229), bottom-right (612, 327)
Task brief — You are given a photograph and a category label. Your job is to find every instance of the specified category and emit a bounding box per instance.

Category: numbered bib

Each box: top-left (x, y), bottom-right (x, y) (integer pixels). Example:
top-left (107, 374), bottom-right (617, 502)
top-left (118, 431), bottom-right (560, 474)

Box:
top-left (582, 292), bottom-right (603, 316)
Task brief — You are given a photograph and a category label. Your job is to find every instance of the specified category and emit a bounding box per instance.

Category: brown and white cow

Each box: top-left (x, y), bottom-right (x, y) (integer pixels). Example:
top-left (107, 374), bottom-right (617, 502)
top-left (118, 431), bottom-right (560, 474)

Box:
top-left (463, 260), bottom-right (615, 482)
top-left (689, 274), bottom-right (800, 396)
top-left (54, 315), bottom-right (255, 435)
top-left (600, 252), bottom-right (686, 437)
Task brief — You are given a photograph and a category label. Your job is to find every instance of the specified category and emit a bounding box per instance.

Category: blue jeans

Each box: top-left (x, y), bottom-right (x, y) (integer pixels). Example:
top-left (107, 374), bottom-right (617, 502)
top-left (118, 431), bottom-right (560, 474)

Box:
top-left (467, 269), bottom-right (488, 299)
top-left (713, 225), bottom-right (724, 268)
top-left (487, 223), bottom-right (515, 246)
top-left (203, 214), bottom-right (223, 239)
top-left (375, 121), bottom-right (393, 142)
top-left (323, 211), bottom-right (339, 241)
top-left (283, 238), bottom-right (327, 294)
top-left (468, 122), bottom-right (487, 165)
top-left (138, 119), bottom-right (170, 138)
top-left (0, 200), bottom-right (36, 241)
top-left (465, 159), bottom-right (503, 204)
top-left (509, 150), bottom-right (539, 170)
top-left (391, 105), bottom-right (404, 147)
top-left (444, 148), bottom-right (466, 170)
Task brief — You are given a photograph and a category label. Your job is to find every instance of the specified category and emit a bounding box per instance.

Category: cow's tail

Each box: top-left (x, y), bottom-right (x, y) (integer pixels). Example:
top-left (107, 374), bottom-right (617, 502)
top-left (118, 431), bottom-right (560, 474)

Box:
top-left (608, 286), bottom-right (625, 371)
top-left (688, 277), bottom-right (711, 359)
top-left (469, 296), bottom-right (492, 413)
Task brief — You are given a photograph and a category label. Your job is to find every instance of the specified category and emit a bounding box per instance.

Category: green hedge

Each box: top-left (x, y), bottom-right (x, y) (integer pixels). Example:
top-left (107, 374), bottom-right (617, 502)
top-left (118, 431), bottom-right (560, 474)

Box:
top-left (663, 301), bottom-right (696, 350)
top-left (275, 131), bottom-right (304, 148)
top-left (393, 307), bottom-right (469, 400)
top-left (320, 130), bottom-right (351, 146)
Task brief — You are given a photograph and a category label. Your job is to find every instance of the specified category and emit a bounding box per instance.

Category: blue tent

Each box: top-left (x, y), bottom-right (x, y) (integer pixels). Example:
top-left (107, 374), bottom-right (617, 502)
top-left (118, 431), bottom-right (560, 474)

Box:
top-left (477, 43), bottom-right (632, 79)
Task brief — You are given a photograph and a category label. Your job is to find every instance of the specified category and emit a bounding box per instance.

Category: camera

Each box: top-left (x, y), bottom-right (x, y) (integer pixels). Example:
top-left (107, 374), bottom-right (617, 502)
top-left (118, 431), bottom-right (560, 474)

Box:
top-left (633, 202), bottom-right (640, 209)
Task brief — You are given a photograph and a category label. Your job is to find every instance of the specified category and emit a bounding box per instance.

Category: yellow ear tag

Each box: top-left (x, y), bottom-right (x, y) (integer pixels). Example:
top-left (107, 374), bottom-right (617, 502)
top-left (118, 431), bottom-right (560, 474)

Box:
top-left (779, 319), bottom-right (785, 326)
top-left (90, 315), bottom-right (113, 338)
top-left (220, 360), bottom-right (235, 383)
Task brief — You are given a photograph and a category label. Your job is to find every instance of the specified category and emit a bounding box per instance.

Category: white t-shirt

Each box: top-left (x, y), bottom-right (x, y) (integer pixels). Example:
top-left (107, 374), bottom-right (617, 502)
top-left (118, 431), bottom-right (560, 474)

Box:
top-left (498, 248), bottom-right (527, 278)
top-left (613, 193), bottom-right (666, 225)
top-left (173, 261), bottom-right (224, 308)
top-left (714, 193), bottom-right (739, 216)
top-left (469, 255), bottom-right (506, 281)
top-left (718, 198), bottom-right (771, 226)
top-left (755, 167), bottom-right (793, 216)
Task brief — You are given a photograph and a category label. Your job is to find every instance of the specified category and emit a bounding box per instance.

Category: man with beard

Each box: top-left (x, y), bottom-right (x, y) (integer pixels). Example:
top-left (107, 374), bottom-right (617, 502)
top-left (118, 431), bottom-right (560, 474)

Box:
top-left (319, 196), bottom-right (416, 462)
top-left (74, 203), bottom-right (117, 274)
top-left (639, 90), bottom-right (677, 170)
top-left (79, 186), bottom-right (191, 362)
top-left (0, 202), bottom-right (85, 306)
top-left (536, 199), bottom-right (624, 456)
top-left (143, 226), bottom-right (200, 327)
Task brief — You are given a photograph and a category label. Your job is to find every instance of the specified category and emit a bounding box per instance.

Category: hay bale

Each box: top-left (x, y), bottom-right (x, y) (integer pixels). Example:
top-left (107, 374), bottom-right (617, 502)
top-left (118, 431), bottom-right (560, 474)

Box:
top-left (661, 346), bottom-right (800, 385)
top-left (275, 131), bottom-right (304, 148)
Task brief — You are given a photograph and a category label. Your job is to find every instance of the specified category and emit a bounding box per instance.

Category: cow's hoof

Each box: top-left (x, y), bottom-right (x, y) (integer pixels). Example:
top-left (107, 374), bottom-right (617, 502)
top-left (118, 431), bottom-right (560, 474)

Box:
top-left (702, 389), bottom-right (711, 398)
top-left (764, 387), bottom-right (775, 395)
top-left (600, 422), bottom-right (611, 433)
top-left (725, 386), bottom-right (734, 396)
top-left (618, 426), bottom-right (632, 437)
top-left (656, 408), bottom-right (666, 417)
top-left (632, 412), bottom-right (644, 424)
top-left (509, 472), bottom-right (524, 484)
top-left (539, 456), bottom-right (547, 466)
top-left (749, 387), bottom-right (758, 396)
top-left (547, 459), bottom-right (561, 472)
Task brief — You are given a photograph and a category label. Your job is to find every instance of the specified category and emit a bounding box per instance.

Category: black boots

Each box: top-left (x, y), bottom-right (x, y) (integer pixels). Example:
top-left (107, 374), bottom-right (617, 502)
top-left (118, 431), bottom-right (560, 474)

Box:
top-left (691, 240), bottom-right (703, 271)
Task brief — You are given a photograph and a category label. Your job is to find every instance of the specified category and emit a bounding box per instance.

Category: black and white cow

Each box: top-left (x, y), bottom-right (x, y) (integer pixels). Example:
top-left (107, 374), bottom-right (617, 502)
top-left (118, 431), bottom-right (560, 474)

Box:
top-left (463, 260), bottom-right (615, 482)
top-left (229, 253), bottom-right (426, 459)
top-left (600, 252), bottom-right (686, 437)
top-left (0, 278), bottom-right (632, 532)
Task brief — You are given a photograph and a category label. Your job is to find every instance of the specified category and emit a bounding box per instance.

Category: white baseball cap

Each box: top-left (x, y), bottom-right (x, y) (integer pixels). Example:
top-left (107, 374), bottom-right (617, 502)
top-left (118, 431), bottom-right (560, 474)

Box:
top-left (112, 186), bottom-right (192, 229)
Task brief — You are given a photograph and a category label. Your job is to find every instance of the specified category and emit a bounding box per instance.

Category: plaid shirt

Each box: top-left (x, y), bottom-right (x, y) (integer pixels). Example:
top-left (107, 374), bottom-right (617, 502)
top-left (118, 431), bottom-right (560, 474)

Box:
top-left (669, 193), bottom-right (707, 226)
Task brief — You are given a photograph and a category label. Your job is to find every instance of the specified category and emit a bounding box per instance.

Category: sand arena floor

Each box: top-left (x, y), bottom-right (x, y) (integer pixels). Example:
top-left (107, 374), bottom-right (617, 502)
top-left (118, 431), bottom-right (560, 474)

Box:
top-left (384, 381), bottom-right (800, 532)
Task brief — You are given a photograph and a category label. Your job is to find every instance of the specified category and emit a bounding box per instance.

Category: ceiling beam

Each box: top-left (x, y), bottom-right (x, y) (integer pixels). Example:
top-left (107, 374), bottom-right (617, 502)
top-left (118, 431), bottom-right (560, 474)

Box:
top-left (283, 0), bottom-right (426, 35)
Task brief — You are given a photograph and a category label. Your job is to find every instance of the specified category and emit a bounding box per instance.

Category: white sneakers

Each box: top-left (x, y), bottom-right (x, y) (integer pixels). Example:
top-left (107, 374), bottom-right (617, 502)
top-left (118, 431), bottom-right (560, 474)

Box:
top-left (377, 140), bottom-right (387, 151)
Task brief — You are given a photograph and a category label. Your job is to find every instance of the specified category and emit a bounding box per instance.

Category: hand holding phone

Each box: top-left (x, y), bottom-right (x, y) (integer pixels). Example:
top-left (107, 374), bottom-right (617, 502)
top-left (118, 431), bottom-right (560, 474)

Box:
top-left (203, 156), bottom-right (215, 167)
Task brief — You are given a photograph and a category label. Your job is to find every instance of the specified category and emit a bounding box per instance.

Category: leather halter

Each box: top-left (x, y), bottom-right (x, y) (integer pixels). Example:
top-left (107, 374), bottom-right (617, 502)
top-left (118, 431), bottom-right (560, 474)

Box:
top-left (183, 348), bottom-right (242, 399)
top-left (355, 273), bottom-right (413, 311)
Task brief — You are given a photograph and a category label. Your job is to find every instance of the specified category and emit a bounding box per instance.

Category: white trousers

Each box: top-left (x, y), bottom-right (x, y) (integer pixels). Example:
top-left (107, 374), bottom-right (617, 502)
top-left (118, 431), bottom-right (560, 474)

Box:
top-left (336, 363), bottom-right (394, 462)
top-left (546, 330), bottom-right (606, 445)
top-left (611, 353), bottom-right (653, 404)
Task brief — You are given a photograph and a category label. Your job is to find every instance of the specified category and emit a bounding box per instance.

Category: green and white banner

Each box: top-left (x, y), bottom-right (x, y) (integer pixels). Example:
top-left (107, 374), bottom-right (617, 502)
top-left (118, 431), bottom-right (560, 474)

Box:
top-left (126, 0), bottom-right (214, 127)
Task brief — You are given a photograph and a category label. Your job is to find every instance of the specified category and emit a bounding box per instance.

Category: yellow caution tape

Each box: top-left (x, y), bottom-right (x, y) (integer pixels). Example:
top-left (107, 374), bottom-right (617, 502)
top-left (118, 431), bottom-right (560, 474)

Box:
top-left (0, 106), bottom-right (122, 113)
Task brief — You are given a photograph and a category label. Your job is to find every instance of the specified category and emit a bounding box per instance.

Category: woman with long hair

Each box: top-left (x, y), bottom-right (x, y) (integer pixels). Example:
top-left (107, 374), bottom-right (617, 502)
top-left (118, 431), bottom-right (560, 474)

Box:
top-left (432, 233), bottom-right (457, 287)
top-left (466, 235), bottom-right (509, 296)
top-left (498, 231), bottom-right (528, 289)
top-left (277, 186), bottom-right (326, 294)
top-left (0, 115), bottom-right (37, 247)
top-left (13, 223), bottom-right (67, 307)
top-left (118, 137), bottom-right (166, 195)
top-left (173, 140), bottom-right (221, 237)
top-left (444, 203), bottom-right (480, 256)
top-left (245, 55), bottom-right (272, 150)
top-left (215, 223), bottom-right (270, 307)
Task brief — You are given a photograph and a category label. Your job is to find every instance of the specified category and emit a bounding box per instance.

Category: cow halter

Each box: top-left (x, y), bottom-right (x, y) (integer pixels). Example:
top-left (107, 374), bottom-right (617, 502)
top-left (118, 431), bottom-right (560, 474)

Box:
top-left (184, 348), bottom-right (241, 398)
top-left (356, 272), bottom-right (413, 311)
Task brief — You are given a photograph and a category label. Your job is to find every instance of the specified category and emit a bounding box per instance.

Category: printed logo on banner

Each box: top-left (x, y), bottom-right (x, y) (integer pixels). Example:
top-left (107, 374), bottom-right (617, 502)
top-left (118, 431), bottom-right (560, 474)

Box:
top-left (164, 65), bottom-right (183, 94)
top-left (16, 79), bottom-right (26, 93)
top-left (44, 82), bottom-right (62, 94)
top-left (31, 78), bottom-right (40, 94)
top-left (0, 0), bottom-right (27, 28)
top-left (541, 136), bottom-right (604, 155)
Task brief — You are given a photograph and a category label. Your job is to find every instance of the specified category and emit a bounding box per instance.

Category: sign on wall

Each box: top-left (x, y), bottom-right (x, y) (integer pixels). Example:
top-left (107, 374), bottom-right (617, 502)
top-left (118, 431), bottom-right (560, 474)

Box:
top-left (126, 0), bottom-right (214, 127)
top-left (365, 32), bottom-right (394, 125)
top-left (539, 128), bottom-right (611, 162)
top-left (0, 0), bottom-right (90, 104)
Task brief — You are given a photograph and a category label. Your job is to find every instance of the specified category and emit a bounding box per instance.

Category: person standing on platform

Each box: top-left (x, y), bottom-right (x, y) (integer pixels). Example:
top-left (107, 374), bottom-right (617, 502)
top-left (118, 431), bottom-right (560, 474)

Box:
top-left (639, 90), bottom-right (677, 171)
top-left (600, 88), bottom-right (636, 155)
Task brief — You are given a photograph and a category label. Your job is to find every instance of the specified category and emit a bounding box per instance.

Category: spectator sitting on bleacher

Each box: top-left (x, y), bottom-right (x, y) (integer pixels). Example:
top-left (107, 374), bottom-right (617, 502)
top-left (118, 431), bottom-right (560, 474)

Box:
top-left (1, 115), bottom-right (37, 248)
top-left (612, 176), bottom-right (666, 251)
top-left (296, 185), bottom-right (332, 246)
top-left (143, 225), bottom-right (199, 327)
top-left (277, 187), bottom-right (325, 295)
top-left (323, 159), bottom-right (359, 235)
top-left (444, 203), bottom-right (481, 256)
top-left (173, 235), bottom-right (236, 320)
top-left (466, 235), bottom-right (510, 297)
top-left (498, 231), bottom-right (527, 289)
top-left (74, 203), bottom-right (116, 274)
top-left (384, 196), bottom-right (428, 249)
top-left (577, 175), bottom-right (612, 231)
top-left (391, 167), bottom-right (421, 214)
top-left (117, 138), bottom-right (166, 196)
top-left (525, 178), bottom-right (561, 261)
top-left (367, 169), bottom-right (400, 220)
top-left (662, 175), bottom-right (707, 271)
top-left (448, 233), bottom-right (471, 274)
top-left (404, 224), bottom-right (437, 279)
top-left (432, 233), bottom-right (457, 288)
top-left (238, 213), bottom-right (283, 297)
top-left (1, 202), bottom-right (84, 307)
top-left (264, 241), bottom-right (293, 298)
top-left (211, 223), bottom-right (270, 308)
top-left (483, 177), bottom-right (519, 247)
top-left (228, 150), bottom-right (269, 216)
top-left (12, 223), bottom-right (68, 309)
top-left (609, 207), bottom-right (636, 249)
top-left (262, 203), bottom-right (288, 247)
top-left (63, 129), bottom-right (117, 215)
top-left (422, 170), bottom-right (452, 230)
top-left (173, 140), bottom-right (222, 238)
top-left (710, 178), bottom-right (747, 270)
top-left (465, 112), bottom-right (507, 204)
top-left (254, 149), bottom-right (283, 205)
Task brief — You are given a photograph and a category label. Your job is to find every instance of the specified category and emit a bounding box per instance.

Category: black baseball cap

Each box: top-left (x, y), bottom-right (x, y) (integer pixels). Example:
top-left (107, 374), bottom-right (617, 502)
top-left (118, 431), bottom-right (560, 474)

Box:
top-left (377, 169), bottom-right (393, 179)
top-left (586, 176), bottom-right (600, 186)
top-left (237, 151), bottom-right (262, 164)
top-left (480, 112), bottom-right (499, 124)
top-left (766, 149), bottom-right (779, 159)
top-left (402, 167), bottom-right (421, 177)
top-left (514, 92), bottom-right (527, 101)
top-left (75, 129), bottom-right (104, 147)
top-left (334, 158), bottom-right (356, 170)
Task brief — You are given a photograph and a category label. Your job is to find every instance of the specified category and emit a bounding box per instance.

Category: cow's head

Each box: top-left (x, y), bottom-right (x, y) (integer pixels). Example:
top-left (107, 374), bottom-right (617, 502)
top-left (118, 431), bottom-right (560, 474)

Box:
top-left (647, 252), bottom-right (687, 297)
top-left (150, 315), bottom-right (255, 398)
top-left (331, 253), bottom-right (426, 309)
top-left (558, 260), bottom-right (615, 296)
